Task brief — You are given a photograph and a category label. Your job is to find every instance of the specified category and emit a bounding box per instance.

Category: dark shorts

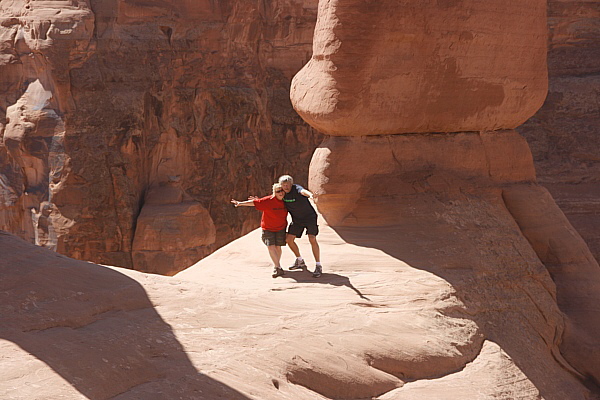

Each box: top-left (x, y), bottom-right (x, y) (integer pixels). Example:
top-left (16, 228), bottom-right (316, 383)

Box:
top-left (262, 229), bottom-right (287, 246)
top-left (288, 217), bottom-right (319, 238)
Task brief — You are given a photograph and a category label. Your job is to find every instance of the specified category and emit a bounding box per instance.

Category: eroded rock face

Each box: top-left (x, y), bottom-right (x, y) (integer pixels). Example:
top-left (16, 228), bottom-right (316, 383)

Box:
top-left (290, 0), bottom-right (548, 136)
top-left (0, 0), bottom-right (321, 273)
top-left (518, 0), bottom-right (600, 263)
top-left (308, 131), bottom-right (600, 390)
top-left (309, 131), bottom-right (535, 226)
top-left (291, 0), bottom-right (600, 394)
top-left (0, 1), bottom-right (94, 250)
top-left (131, 187), bottom-right (216, 276)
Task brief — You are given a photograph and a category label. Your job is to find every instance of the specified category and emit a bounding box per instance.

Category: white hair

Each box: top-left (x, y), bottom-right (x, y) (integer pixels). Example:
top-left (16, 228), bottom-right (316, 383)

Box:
top-left (272, 182), bottom-right (283, 193)
top-left (278, 175), bottom-right (293, 184)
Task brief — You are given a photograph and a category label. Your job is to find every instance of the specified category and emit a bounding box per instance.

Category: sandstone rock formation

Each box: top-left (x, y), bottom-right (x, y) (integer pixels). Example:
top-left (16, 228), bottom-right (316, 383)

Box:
top-left (3, 1), bottom-right (600, 398)
top-left (291, 0), bottom-right (600, 395)
top-left (0, 0), bottom-right (321, 274)
top-left (181, 223), bottom-right (592, 399)
top-left (290, 0), bottom-right (548, 136)
top-left (0, 231), bottom-right (252, 399)
top-left (0, 224), bottom-right (592, 399)
top-left (518, 0), bottom-right (600, 263)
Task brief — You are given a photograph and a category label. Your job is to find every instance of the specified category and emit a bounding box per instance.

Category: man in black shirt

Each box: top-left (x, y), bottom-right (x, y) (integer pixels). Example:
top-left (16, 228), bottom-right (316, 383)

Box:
top-left (278, 175), bottom-right (323, 277)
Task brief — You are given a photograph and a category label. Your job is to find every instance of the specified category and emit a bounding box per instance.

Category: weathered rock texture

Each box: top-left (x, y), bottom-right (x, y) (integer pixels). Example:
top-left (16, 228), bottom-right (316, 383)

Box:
top-left (308, 132), bottom-right (600, 393)
top-left (2, 1), bottom-right (600, 398)
top-left (0, 0), bottom-right (321, 274)
top-left (291, 0), bottom-right (600, 394)
top-left (0, 231), bottom-right (253, 399)
top-left (0, 218), bottom-right (595, 399)
top-left (518, 0), bottom-right (600, 263)
top-left (181, 220), bottom-right (594, 399)
top-left (290, 0), bottom-right (548, 136)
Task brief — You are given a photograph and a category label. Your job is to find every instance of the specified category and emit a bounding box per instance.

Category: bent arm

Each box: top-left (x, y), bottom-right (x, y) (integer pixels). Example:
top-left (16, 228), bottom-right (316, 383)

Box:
top-left (300, 189), bottom-right (314, 199)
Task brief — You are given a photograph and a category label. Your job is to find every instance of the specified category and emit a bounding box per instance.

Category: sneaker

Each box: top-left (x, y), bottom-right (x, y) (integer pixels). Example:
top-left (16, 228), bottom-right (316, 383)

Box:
top-left (289, 258), bottom-right (307, 270)
top-left (272, 267), bottom-right (285, 278)
top-left (312, 265), bottom-right (322, 278)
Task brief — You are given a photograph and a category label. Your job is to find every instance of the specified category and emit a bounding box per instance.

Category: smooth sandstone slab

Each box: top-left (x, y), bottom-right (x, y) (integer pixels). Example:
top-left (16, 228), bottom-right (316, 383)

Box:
top-left (380, 341), bottom-right (541, 400)
top-left (291, 0), bottom-right (548, 135)
top-left (2, 201), bottom-right (592, 398)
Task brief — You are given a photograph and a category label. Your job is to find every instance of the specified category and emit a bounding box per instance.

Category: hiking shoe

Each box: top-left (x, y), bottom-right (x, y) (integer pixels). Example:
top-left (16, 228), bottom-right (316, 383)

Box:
top-left (312, 265), bottom-right (322, 278)
top-left (272, 267), bottom-right (285, 278)
top-left (289, 258), bottom-right (307, 270)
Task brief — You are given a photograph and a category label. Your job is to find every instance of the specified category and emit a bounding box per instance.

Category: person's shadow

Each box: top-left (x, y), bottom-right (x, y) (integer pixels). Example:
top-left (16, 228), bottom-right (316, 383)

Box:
top-left (280, 269), bottom-right (371, 301)
top-left (0, 231), bottom-right (249, 399)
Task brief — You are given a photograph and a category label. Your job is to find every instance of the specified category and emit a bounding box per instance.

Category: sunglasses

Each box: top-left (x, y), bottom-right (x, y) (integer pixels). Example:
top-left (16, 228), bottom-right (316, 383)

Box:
top-left (275, 189), bottom-right (285, 193)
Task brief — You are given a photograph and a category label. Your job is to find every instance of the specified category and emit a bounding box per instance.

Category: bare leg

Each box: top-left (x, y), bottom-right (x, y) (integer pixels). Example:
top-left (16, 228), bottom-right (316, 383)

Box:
top-left (287, 234), bottom-right (301, 258)
top-left (267, 245), bottom-right (282, 268)
top-left (308, 235), bottom-right (320, 263)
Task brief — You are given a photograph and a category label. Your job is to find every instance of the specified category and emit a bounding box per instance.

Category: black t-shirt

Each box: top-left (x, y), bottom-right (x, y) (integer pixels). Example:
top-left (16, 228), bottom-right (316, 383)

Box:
top-left (283, 184), bottom-right (317, 221)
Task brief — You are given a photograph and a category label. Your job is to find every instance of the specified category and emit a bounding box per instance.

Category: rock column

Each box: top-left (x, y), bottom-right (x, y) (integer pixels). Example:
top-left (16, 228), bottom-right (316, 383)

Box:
top-left (291, 0), bottom-right (600, 389)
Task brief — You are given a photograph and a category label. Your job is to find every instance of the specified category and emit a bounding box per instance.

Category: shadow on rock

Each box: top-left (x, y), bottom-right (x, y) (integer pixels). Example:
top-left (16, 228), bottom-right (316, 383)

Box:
top-left (329, 192), bottom-right (598, 400)
top-left (281, 270), bottom-right (371, 301)
top-left (0, 231), bottom-right (249, 399)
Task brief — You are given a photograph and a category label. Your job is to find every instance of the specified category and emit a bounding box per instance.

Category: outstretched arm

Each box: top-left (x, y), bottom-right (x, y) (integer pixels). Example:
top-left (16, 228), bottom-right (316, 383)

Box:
top-left (231, 199), bottom-right (255, 207)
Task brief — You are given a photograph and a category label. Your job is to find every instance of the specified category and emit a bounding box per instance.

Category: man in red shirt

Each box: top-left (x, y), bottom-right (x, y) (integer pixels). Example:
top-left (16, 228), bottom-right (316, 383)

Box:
top-left (231, 183), bottom-right (288, 277)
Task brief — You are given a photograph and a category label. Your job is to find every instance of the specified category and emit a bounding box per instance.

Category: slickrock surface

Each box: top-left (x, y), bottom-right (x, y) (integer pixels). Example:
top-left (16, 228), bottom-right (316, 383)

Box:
top-left (2, 209), bottom-right (598, 399)
top-left (518, 0), bottom-right (600, 263)
top-left (0, 0), bottom-right (321, 274)
top-left (290, 0), bottom-right (548, 136)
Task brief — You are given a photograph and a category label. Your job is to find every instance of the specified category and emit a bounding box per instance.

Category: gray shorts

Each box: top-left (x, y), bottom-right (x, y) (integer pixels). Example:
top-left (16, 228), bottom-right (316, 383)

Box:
top-left (262, 229), bottom-right (287, 246)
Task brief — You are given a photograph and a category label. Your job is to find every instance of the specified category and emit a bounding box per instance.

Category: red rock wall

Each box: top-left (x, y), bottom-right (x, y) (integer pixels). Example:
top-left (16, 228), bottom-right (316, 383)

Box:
top-left (518, 0), bottom-right (600, 263)
top-left (0, 0), bottom-right (321, 274)
top-left (1, 0), bottom-right (598, 278)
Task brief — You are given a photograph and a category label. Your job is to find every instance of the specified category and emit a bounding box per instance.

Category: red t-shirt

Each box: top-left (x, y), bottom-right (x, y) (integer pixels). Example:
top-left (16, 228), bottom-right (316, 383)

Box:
top-left (253, 195), bottom-right (288, 232)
